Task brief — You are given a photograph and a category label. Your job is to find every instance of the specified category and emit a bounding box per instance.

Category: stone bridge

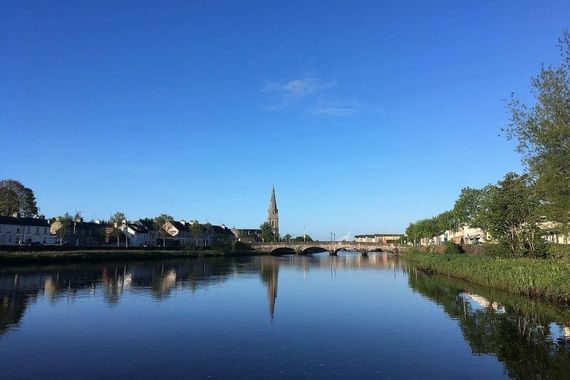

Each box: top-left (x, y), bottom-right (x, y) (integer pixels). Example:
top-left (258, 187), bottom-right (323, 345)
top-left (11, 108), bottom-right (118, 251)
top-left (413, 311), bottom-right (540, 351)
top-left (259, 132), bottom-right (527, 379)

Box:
top-left (251, 241), bottom-right (406, 255)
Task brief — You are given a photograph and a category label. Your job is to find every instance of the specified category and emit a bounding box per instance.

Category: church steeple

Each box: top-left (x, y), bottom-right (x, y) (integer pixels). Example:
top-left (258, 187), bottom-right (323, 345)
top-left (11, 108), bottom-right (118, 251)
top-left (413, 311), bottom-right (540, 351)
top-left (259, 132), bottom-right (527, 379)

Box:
top-left (268, 186), bottom-right (279, 240)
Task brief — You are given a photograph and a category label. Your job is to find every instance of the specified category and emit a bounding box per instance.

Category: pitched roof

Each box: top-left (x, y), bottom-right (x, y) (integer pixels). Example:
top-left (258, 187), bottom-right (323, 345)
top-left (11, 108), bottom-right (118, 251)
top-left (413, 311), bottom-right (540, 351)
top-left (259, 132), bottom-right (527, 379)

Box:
top-left (169, 221), bottom-right (190, 232)
top-left (137, 219), bottom-right (157, 232)
top-left (212, 225), bottom-right (234, 235)
top-left (0, 215), bottom-right (50, 227)
top-left (127, 223), bottom-right (149, 233)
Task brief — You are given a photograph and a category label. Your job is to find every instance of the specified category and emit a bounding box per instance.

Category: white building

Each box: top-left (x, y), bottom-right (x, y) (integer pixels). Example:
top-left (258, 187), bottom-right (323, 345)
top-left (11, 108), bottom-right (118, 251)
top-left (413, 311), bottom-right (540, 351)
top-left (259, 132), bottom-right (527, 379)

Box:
top-left (0, 215), bottom-right (52, 246)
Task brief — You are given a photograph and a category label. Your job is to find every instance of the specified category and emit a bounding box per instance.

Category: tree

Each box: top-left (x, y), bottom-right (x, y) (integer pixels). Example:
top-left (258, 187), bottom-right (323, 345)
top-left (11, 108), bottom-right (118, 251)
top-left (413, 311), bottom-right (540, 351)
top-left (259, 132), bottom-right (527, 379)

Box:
top-left (405, 222), bottom-right (420, 246)
top-left (453, 185), bottom-right (495, 238)
top-left (54, 213), bottom-right (73, 245)
top-left (453, 187), bottom-right (484, 226)
top-left (189, 221), bottom-right (204, 247)
top-left (283, 234), bottom-right (292, 242)
top-left (505, 31), bottom-right (570, 234)
top-left (485, 173), bottom-right (542, 256)
top-left (0, 179), bottom-right (38, 217)
top-left (260, 222), bottom-right (275, 242)
top-left (110, 211), bottom-right (126, 247)
top-left (293, 235), bottom-right (312, 242)
top-left (154, 214), bottom-right (173, 247)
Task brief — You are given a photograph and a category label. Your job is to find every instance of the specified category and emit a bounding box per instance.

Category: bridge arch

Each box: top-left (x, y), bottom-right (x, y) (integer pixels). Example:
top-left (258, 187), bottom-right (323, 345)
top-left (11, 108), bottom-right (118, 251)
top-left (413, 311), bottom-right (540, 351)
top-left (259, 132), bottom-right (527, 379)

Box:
top-left (301, 246), bottom-right (329, 255)
top-left (270, 247), bottom-right (297, 255)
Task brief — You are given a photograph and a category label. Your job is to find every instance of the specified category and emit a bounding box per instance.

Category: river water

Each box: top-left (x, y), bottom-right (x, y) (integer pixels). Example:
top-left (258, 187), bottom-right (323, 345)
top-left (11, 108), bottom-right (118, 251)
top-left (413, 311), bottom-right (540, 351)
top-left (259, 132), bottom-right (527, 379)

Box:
top-left (0, 252), bottom-right (569, 379)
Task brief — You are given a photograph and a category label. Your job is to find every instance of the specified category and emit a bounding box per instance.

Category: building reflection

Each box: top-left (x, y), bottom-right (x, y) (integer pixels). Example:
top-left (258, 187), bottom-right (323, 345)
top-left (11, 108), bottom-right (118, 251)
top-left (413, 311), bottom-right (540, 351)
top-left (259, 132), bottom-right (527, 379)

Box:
top-left (1, 251), bottom-right (569, 379)
top-left (260, 257), bottom-right (279, 321)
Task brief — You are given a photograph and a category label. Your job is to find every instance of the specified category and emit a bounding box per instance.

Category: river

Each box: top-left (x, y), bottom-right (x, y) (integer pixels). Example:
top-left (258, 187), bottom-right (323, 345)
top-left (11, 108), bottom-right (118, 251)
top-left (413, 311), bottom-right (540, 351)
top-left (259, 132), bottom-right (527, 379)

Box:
top-left (0, 252), bottom-right (569, 379)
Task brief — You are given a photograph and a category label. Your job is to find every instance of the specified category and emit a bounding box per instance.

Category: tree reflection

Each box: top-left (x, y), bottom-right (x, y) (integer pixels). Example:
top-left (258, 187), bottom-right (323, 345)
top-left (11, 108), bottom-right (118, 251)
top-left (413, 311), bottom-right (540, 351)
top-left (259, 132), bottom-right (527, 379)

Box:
top-left (407, 269), bottom-right (570, 378)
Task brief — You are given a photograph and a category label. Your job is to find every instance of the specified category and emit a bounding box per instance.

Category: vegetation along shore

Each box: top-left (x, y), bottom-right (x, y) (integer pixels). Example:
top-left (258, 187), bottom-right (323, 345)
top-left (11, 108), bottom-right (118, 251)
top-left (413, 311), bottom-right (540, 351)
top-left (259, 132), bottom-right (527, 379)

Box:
top-left (404, 250), bottom-right (570, 305)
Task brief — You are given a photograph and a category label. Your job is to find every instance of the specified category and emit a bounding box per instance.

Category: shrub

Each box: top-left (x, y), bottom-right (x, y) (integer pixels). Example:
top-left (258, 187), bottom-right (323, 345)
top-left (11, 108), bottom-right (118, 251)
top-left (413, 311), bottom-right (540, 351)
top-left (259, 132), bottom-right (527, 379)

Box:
top-left (546, 243), bottom-right (570, 259)
top-left (443, 242), bottom-right (463, 255)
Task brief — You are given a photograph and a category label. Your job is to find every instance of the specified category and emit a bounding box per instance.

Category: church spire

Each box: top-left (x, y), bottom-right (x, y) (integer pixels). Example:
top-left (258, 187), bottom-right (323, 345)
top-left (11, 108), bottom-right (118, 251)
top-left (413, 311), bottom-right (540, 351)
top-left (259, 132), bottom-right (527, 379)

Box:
top-left (267, 186), bottom-right (279, 240)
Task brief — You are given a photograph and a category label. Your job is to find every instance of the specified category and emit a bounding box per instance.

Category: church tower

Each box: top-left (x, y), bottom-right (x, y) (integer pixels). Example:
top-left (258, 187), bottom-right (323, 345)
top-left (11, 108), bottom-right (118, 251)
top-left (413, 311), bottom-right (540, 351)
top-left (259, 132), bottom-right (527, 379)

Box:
top-left (268, 186), bottom-right (279, 240)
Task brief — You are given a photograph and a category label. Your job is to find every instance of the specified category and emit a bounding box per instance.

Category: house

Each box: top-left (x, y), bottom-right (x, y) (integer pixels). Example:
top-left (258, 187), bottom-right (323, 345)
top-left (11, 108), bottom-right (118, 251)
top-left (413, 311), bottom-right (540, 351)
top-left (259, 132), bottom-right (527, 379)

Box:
top-left (0, 214), bottom-right (51, 246)
top-left (50, 217), bottom-right (106, 246)
top-left (212, 225), bottom-right (237, 248)
top-left (540, 221), bottom-right (570, 244)
top-left (163, 220), bottom-right (193, 246)
top-left (231, 228), bottom-right (262, 243)
top-left (354, 233), bottom-right (403, 245)
top-left (119, 220), bottom-right (160, 247)
top-left (186, 221), bottom-right (213, 247)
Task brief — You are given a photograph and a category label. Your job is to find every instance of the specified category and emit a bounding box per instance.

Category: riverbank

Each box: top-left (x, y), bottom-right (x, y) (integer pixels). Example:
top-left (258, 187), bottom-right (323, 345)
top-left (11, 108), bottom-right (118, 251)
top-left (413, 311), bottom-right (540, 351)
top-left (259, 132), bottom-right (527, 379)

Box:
top-left (404, 251), bottom-right (570, 305)
top-left (0, 249), bottom-right (267, 265)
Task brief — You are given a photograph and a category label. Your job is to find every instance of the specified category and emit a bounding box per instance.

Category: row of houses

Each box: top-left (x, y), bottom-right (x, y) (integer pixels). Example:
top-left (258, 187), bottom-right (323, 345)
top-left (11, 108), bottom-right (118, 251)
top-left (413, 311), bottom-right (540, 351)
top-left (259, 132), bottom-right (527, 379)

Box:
top-left (354, 233), bottom-right (403, 245)
top-left (417, 223), bottom-right (569, 247)
top-left (0, 214), bottom-right (239, 248)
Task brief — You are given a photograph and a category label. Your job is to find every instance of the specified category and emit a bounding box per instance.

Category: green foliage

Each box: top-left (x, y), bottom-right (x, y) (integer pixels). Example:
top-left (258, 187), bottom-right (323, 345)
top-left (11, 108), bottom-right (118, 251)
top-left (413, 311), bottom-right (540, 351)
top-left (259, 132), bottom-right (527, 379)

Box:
top-left (54, 213), bottom-right (73, 245)
top-left (0, 179), bottom-right (38, 217)
top-left (505, 31), bottom-right (570, 232)
top-left (283, 234), bottom-right (292, 242)
top-left (546, 243), bottom-right (570, 259)
top-left (260, 222), bottom-right (275, 242)
top-left (406, 252), bottom-right (570, 304)
top-left (293, 235), bottom-right (312, 242)
top-left (443, 241), bottom-right (463, 255)
top-left (485, 173), bottom-right (543, 256)
top-left (154, 214), bottom-right (174, 246)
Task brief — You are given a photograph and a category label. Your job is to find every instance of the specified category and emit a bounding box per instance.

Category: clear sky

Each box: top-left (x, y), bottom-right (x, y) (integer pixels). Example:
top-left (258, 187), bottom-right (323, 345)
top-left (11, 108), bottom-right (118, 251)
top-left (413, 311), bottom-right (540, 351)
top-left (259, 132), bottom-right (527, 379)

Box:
top-left (1, 1), bottom-right (568, 240)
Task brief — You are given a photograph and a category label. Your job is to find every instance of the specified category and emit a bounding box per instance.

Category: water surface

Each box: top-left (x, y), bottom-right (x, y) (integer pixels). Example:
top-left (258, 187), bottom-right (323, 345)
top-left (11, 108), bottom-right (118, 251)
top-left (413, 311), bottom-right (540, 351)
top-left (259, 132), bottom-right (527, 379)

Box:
top-left (1, 253), bottom-right (569, 379)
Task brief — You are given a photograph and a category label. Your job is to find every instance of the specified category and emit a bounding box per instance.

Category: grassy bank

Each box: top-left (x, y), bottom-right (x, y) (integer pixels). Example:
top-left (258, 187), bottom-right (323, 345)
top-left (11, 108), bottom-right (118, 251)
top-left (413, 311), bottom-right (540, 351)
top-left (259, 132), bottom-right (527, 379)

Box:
top-left (404, 251), bottom-right (570, 305)
top-left (0, 249), bottom-right (266, 265)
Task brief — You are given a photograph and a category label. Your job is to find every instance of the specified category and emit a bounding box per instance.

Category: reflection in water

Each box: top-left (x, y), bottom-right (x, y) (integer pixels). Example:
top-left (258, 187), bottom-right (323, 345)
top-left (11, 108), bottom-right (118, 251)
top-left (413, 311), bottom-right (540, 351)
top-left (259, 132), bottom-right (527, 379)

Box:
top-left (0, 253), bottom-right (569, 378)
top-left (407, 269), bottom-right (570, 379)
top-left (260, 257), bottom-right (278, 321)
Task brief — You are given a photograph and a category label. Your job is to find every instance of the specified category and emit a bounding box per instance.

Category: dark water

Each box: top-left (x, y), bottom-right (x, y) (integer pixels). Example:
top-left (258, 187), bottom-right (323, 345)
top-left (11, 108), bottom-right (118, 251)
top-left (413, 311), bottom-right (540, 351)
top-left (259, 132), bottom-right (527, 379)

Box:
top-left (1, 253), bottom-right (569, 379)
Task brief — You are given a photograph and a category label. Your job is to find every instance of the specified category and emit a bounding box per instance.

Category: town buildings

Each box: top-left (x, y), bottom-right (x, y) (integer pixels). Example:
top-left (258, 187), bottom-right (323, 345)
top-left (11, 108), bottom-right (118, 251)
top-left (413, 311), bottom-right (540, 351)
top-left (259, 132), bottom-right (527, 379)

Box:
top-left (354, 233), bottom-right (403, 245)
top-left (0, 214), bottom-right (51, 246)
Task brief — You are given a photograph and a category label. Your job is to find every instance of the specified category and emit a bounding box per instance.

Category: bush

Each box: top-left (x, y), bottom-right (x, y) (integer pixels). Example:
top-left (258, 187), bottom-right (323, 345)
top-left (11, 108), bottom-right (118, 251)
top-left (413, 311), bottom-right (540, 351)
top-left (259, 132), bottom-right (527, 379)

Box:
top-left (233, 241), bottom-right (253, 252)
top-left (443, 242), bottom-right (463, 255)
top-left (482, 243), bottom-right (517, 257)
top-left (546, 243), bottom-right (570, 259)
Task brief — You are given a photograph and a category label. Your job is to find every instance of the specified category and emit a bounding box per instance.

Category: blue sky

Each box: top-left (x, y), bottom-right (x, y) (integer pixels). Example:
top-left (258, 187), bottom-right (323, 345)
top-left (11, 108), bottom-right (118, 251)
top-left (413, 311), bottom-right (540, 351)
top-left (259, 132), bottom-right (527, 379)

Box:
top-left (1, 1), bottom-right (568, 240)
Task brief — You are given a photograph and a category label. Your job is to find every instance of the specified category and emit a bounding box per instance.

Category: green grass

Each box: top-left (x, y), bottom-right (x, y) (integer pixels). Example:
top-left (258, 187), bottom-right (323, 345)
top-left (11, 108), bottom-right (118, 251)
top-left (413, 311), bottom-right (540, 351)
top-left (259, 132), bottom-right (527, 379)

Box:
top-left (404, 251), bottom-right (570, 305)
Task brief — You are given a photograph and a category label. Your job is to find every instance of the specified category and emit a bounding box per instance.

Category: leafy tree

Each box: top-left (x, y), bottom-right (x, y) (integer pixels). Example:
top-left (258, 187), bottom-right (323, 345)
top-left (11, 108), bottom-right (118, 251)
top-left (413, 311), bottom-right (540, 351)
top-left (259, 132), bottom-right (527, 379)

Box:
top-left (283, 234), bottom-right (292, 242)
top-left (260, 222), bottom-right (275, 242)
top-left (0, 179), bottom-right (38, 217)
top-left (454, 187), bottom-right (484, 226)
top-left (293, 235), bottom-right (312, 242)
top-left (154, 214), bottom-right (173, 247)
top-left (505, 31), bottom-right (570, 234)
top-left (435, 211), bottom-right (458, 237)
top-left (453, 185), bottom-right (495, 237)
top-left (485, 173), bottom-right (542, 256)
top-left (406, 222), bottom-right (420, 246)
top-left (110, 211), bottom-right (126, 247)
top-left (54, 213), bottom-right (73, 245)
